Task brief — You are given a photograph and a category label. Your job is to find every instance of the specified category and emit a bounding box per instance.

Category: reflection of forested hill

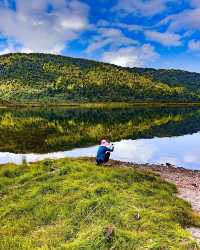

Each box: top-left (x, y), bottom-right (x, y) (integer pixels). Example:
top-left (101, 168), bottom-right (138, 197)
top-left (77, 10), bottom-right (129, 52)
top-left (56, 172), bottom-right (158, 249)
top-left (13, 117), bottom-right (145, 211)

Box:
top-left (0, 53), bottom-right (199, 103)
top-left (0, 107), bottom-right (200, 153)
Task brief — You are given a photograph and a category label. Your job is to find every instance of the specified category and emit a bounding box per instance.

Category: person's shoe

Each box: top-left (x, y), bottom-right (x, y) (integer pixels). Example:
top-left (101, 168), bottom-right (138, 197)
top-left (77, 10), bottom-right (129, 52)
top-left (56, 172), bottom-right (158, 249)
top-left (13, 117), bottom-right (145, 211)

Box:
top-left (103, 163), bottom-right (112, 167)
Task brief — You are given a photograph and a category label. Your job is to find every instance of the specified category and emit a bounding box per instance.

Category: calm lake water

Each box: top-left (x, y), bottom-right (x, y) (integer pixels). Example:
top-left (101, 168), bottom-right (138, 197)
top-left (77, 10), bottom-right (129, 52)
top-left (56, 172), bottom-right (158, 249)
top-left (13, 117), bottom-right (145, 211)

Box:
top-left (1, 106), bottom-right (200, 170)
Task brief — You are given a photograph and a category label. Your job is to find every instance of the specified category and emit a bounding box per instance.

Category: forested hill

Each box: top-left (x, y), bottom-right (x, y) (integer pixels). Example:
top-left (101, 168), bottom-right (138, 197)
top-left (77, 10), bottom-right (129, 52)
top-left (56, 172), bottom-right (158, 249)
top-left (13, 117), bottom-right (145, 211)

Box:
top-left (132, 67), bottom-right (200, 90)
top-left (0, 53), bottom-right (200, 104)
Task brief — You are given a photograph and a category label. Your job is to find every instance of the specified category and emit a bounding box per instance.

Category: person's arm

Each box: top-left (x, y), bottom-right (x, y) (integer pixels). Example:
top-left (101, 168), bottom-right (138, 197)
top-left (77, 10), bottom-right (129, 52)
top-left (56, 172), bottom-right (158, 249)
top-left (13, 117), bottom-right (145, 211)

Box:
top-left (106, 144), bottom-right (114, 152)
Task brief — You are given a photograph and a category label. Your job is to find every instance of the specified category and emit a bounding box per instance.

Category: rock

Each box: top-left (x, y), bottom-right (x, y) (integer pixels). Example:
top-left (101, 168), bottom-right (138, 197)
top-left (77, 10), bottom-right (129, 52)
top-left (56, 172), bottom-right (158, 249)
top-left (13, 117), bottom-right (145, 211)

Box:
top-left (134, 212), bottom-right (141, 220)
top-left (104, 224), bottom-right (115, 241)
top-left (191, 183), bottom-right (198, 188)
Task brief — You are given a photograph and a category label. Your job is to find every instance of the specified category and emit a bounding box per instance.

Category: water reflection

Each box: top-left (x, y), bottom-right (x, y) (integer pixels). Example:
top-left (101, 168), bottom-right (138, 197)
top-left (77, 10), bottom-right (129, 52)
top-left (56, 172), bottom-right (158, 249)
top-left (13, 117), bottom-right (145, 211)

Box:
top-left (1, 106), bottom-right (200, 169)
top-left (0, 106), bottom-right (200, 153)
top-left (1, 132), bottom-right (200, 170)
top-left (66, 133), bottom-right (200, 169)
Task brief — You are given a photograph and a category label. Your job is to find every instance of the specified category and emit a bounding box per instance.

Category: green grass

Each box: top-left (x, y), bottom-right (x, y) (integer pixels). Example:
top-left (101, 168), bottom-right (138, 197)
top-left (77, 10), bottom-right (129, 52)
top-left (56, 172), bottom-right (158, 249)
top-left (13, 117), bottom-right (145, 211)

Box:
top-left (0, 158), bottom-right (200, 250)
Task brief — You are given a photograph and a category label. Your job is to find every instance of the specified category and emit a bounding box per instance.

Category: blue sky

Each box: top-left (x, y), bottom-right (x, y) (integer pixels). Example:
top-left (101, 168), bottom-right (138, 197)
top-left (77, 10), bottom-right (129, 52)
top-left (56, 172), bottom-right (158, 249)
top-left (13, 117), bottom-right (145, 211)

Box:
top-left (0, 0), bottom-right (200, 72)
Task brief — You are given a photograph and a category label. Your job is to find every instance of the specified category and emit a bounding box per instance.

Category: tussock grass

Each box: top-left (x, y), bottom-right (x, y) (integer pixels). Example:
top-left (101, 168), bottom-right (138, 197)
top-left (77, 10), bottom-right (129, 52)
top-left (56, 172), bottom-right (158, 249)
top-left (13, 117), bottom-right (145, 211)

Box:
top-left (0, 158), bottom-right (200, 249)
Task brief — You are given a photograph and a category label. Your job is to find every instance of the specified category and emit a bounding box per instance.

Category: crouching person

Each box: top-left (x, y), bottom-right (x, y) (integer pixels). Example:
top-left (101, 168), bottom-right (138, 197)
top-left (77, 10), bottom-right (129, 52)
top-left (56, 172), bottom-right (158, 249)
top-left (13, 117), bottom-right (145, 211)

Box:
top-left (96, 139), bottom-right (114, 165)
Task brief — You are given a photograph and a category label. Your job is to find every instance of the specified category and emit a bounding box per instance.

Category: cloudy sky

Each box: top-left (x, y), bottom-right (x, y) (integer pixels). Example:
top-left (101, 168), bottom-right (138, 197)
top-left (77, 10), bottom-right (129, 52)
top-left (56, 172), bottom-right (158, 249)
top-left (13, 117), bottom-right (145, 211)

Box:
top-left (0, 0), bottom-right (200, 72)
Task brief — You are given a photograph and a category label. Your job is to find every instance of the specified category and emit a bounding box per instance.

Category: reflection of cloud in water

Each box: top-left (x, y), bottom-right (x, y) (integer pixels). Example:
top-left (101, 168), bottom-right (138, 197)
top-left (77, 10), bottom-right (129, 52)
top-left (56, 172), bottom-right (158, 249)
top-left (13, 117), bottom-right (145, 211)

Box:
top-left (0, 152), bottom-right (66, 165)
top-left (26, 152), bottom-right (66, 162)
top-left (184, 153), bottom-right (200, 164)
top-left (1, 133), bottom-right (200, 170)
top-left (0, 152), bottom-right (22, 164)
top-left (111, 140), bottom-right (156, 163)
top-left (64, 146), bottom-right (97, 158)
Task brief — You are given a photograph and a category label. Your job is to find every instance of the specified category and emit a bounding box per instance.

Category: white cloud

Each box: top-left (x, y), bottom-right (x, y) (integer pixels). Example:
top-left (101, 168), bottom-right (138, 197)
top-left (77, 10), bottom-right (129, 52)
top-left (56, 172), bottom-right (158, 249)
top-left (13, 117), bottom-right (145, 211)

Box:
top-left (0, 38), bottom-right (34, 54)
top-left (0, 0), bottom-right (89, 54)
top-left (97, 19), bottom-right (142, 32)
top-left (145, 30), bottom-right (182, 46)
top-left (161, 8), bottom-right (200, 32)
top-left (101, 44), bottom-right (159, 67)
top-left (188, 40), bottom-right (200, 51)
top-left (115, 0), bottom-right (173, 17)
top-left (96, 19), bottom-right (110, 27)
top-left (86, 27), bottom-right (138, 53)
top-left (189, 0), bottom-right (200, 8)
top-left (114, 22), bottom-right (142, 32)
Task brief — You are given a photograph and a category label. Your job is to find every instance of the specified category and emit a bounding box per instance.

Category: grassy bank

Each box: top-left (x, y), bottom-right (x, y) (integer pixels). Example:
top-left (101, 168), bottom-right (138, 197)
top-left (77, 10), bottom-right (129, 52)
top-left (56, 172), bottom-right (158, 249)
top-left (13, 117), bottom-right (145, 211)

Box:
top-left (0, 158), bottom-right (200, 249)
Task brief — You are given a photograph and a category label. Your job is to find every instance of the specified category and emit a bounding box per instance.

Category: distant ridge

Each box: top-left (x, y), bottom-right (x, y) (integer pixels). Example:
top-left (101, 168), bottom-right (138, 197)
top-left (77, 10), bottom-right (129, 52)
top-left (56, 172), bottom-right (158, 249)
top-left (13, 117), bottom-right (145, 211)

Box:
top-left (132, 67), bottom-right (200, 90)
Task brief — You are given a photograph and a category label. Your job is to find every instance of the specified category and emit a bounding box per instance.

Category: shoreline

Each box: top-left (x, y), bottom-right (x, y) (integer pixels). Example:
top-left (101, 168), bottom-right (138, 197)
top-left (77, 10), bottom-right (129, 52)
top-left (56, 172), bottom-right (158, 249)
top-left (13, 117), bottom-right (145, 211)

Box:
top-left (103, 160), bottom-right (200, 212)
top-left (1, 101), bottom-right (200, 109)
top-left (103, 159), bottom-right (200, 243)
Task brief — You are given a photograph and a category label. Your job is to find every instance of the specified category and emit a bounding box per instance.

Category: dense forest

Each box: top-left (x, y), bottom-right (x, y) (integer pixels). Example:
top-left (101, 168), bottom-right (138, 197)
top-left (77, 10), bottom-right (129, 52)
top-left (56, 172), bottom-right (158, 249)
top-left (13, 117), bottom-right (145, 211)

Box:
top-left (132, 67), bottom-right (200, 90)
top-left (0, 53), bottom-right (200, 104)
top-left (0, 106), bottom-right (200, 153)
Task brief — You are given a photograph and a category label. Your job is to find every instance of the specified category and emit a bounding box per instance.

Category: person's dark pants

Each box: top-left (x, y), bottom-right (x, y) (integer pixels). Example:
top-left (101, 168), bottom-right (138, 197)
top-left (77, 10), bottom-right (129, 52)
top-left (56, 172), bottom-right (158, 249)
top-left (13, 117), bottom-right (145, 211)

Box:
top-left (104, 152), bottom-right (110, 163)
top-left (96, 152), bottom-right (110, 165)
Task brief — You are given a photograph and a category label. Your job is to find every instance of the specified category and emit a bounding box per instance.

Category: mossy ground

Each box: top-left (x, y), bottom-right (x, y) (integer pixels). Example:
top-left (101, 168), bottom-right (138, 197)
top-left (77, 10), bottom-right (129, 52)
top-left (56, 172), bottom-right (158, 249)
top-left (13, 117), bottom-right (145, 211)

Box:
top-left (0, 158), bottom-right (200, 250)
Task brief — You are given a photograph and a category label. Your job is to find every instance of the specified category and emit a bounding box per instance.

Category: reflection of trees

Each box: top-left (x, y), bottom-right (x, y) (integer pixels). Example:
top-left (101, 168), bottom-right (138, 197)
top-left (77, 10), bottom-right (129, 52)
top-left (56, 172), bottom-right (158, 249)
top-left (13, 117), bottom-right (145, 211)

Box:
top-left (0, 106), bottom-right (200, 153)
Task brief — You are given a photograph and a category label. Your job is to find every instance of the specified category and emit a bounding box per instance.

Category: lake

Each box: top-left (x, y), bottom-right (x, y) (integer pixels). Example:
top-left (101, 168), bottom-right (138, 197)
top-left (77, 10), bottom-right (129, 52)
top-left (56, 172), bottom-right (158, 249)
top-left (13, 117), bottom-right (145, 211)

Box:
top-left (0, 105), bottom-right (200, 170)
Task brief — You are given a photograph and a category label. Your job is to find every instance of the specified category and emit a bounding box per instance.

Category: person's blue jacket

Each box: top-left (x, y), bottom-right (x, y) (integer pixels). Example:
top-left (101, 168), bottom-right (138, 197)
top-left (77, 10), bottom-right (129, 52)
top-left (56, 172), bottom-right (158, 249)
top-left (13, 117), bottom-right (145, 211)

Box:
top-left (96, 145), bottom-right (114, 162)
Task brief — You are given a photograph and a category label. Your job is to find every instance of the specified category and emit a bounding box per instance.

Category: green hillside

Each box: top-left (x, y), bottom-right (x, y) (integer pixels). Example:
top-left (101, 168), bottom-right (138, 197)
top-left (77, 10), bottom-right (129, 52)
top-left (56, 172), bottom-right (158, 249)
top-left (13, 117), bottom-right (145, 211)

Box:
top-left (0, 53), bottom-right (199, 104)
top-left (132, 67), bottom-right (200, 90)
